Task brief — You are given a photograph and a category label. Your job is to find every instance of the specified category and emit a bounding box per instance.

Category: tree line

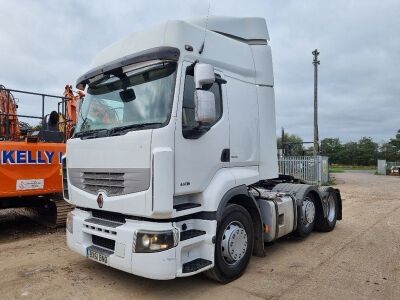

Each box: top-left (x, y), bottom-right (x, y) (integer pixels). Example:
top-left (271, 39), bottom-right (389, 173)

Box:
top-left (278, 129), bottom-right (400, 166)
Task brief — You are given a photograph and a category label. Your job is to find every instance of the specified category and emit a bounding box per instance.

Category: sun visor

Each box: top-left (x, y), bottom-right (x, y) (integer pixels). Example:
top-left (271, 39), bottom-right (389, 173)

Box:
top-left (76, 47), bottom-right (180, 90)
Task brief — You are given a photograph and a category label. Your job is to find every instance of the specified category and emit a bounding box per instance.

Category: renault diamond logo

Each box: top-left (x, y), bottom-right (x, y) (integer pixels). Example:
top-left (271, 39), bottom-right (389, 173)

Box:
top-left (97, 193), bottom-right (104, 208)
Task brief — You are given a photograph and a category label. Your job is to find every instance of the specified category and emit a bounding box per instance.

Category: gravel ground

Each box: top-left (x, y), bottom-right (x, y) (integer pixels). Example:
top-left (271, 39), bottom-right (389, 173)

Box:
top-left (0, 172), bottom-right (399, 300)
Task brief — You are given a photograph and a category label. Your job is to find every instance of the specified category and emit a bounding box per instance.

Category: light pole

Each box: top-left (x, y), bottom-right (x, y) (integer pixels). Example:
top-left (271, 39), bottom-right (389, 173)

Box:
top-left (312, 49), bottom-right (320, 157)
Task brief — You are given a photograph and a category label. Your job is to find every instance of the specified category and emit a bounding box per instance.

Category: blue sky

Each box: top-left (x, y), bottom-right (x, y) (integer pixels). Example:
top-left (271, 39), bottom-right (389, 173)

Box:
top-left (0, 0), bottom-right (399, 143)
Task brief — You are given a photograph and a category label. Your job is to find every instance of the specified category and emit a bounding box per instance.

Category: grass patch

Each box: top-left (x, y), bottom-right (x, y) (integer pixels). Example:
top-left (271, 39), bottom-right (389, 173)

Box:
top-left (329, 168), bottom-right (345, 173)
top-left (329, 164), bottom-right (376, 173)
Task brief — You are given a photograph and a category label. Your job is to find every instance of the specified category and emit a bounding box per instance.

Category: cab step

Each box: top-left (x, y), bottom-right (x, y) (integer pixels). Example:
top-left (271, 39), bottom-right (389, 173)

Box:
top-left (173, 203), bottom-right (201, 211)
top-left (182, 258), bottom-right (212, 273)
top-left (180, 229), bottom-right (206, 241)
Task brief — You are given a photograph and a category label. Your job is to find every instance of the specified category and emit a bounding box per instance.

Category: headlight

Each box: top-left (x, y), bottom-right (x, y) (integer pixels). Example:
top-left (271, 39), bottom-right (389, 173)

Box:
top-left (66, 212), bottom-right (73, 234)
top-left (133, 229), bottom-right (178, 253)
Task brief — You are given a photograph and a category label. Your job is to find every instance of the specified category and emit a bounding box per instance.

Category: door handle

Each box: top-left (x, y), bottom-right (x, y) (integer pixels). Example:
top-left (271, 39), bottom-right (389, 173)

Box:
top-left (221, 149), bottom-right (230, 162)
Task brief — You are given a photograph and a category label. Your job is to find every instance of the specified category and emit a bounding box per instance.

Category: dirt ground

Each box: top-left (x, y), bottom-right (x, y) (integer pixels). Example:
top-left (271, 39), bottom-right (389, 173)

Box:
top-left (0, 172), bottom-right (399, 300)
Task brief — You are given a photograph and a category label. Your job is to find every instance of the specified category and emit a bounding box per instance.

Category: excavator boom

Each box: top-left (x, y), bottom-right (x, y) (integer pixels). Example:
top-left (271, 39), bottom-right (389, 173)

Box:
top-left (0, 85), bottom-right (20, 139)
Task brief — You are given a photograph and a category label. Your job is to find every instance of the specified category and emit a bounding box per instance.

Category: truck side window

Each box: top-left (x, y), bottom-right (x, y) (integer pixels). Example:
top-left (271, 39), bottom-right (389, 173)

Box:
top-left (182, 72), bottom-right (223, 139)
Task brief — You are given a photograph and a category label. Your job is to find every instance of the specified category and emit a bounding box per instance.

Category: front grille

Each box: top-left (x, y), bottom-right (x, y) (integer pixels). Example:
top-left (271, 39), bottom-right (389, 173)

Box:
top-left (92, 209), bottom-right (126, 224)
top-left (82, 172), bottom-right (125, 196)
top-left (92, 235), bottom-right (115, 251)
top-left (62, 157), bottom-right (69, 200)
top-left (69, 168), bottom-right (150, 197)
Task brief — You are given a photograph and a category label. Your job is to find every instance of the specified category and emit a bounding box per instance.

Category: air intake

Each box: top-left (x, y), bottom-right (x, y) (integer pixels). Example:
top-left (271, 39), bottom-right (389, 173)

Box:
top-left (62, 157), bottom-right (69, 200)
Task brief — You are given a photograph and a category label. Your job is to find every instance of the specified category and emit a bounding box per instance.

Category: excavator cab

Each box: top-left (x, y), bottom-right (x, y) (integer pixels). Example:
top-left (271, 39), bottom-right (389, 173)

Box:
top-left (37, 111), bottom-right (64, 143)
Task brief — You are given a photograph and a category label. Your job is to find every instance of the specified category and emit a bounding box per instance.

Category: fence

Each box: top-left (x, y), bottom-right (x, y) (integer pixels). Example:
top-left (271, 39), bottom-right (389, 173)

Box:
top-left (278, 155), bottom-right (329, 185)
top-left (0, 86), bottom-right (72, 142)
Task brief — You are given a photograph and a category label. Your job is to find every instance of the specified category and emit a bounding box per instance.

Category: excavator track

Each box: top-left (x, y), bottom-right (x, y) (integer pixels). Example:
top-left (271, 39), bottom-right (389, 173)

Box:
top-left (52, 198), bottom-right (74, 227)
top-left (28, 195), bottom-right (74, 228)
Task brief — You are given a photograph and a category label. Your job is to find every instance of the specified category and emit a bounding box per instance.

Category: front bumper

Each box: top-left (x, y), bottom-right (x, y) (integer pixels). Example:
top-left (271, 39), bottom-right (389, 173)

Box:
top-left (67, 208), bottom-right (178, 280)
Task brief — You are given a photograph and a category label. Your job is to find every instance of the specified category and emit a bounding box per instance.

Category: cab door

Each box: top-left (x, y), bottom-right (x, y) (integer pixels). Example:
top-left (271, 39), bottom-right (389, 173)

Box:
top-left (174, 61), bottom-right (230, 195)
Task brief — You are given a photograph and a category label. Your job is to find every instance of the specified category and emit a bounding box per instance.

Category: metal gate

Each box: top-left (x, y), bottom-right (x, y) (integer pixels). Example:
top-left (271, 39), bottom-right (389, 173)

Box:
top-left (278, 156), bottom-right (329, 185)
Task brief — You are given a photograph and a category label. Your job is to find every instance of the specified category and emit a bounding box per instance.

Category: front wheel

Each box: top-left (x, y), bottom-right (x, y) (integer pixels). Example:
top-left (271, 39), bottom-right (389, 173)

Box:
top-left (205, 204), bottom-right (254, 283)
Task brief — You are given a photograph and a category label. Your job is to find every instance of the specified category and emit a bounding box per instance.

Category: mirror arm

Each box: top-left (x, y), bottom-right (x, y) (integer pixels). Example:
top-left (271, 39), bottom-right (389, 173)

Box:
top-left (189, 59), bottom-right (199, 69)
top-left (215, 76), bottom-right (227, 84)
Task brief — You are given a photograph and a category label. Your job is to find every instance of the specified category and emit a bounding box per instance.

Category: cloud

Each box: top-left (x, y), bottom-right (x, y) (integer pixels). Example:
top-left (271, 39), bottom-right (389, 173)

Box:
top-left (0, 0), bottom-right (399, 142)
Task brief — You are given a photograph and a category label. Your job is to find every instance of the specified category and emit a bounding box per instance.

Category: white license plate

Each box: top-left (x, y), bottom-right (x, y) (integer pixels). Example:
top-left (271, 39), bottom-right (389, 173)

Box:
top-left (87, 248), bottom-right (108, 265)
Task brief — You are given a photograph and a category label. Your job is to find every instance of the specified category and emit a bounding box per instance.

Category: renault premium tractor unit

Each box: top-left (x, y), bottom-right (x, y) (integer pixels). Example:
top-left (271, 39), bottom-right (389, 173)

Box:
top-left (63, 17), bottom-right (342, 283)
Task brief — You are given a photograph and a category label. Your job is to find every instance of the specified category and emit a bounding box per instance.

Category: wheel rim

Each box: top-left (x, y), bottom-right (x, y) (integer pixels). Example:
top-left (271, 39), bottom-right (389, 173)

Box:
top-left (221, 221), bottom-right (248, 265)
top-left (302, 197), bottom-right (315, 226)
top-left (326, 193), bottom-right (336, 222)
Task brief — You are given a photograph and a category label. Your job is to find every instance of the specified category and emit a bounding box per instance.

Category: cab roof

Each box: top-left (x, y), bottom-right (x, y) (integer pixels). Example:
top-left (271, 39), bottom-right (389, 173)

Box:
top-left (77, 16), bottom-right (271, 88)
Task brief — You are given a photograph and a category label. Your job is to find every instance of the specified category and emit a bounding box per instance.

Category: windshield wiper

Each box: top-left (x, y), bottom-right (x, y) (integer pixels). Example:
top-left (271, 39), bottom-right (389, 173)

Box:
top-left (75, 123), bottom-right (163, 138)
top-left (74, 128), bottom-right (109, 138)
top-left (108, 123), bottom-right (163, 135)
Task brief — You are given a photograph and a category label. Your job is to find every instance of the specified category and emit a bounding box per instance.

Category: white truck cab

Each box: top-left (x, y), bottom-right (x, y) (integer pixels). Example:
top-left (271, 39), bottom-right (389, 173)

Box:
top-left (64, 16), bottom-right (342, 282)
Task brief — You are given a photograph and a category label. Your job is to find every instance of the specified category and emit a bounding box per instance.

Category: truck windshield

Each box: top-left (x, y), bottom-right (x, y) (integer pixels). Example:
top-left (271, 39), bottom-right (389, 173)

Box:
top-left (75, 61), bottom-right (177, 136)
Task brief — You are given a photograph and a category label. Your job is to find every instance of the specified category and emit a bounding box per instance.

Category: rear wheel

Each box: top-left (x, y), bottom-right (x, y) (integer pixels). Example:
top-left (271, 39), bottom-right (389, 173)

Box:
top-left (205, 204), bottom-right (254, 283)
top-left (295, 193), bottom-right (316, 237)
top-left (315, 190), bottom-right (338, 232)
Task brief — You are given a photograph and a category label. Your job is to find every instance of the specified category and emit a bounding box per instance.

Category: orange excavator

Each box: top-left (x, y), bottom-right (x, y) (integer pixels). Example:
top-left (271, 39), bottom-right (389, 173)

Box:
top-left (0, 85), bottom-right (83, 226)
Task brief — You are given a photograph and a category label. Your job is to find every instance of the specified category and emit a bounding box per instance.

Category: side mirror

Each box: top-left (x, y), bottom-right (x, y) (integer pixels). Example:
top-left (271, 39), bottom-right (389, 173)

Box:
top-left (194, 90), bottom-right (216, 123)
top-left (194, 64), bottom-right (215, 89)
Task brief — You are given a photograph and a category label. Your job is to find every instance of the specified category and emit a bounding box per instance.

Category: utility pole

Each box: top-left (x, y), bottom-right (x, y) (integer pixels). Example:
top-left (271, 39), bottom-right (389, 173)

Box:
top-left (312, 49), bottom-right (320, 156)
top-left (281, 127), bottom-right (285, 156)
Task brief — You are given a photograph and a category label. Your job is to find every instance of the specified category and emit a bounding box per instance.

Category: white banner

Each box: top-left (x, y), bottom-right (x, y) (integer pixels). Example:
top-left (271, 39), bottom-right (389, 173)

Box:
top-left (16, 179), bottom-right (44, 191)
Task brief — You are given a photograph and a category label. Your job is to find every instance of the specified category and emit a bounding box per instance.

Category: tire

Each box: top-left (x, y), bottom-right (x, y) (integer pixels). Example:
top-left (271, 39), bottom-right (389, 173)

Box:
top-left (315, 189), bottom-right (338, 232)
top-left (295, 193), bottom-right (317, 237)
top-left (204, 204), bottom-right (254, 283)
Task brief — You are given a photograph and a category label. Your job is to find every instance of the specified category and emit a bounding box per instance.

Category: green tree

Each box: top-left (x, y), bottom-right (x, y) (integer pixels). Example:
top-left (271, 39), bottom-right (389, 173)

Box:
top-left (379, 142), bottom-right (398, 161)
top-left (277, 133), bottom-right (304, 156)
top-left (321, 138), bottom-right (342, 163)
top-left (304, 145), bottom-right (314, 156)
top-left (356, 137), bottom-right (378, 165)
top-left (389, 129), bottom-right (400, 148)
top-left (388, 129), bottom-right (400, 160)
top-left (340, 141), bottom-right (358, 165)
top-left (277, 133), bottom-right (399, 165)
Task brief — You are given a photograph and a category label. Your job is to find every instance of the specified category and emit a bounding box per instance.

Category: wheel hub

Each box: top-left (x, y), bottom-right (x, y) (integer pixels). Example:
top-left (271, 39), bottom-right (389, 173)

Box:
top-left (221, 222), bottom-right (248, 265)
top-left (302, 199), bottom-right (315, 225)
